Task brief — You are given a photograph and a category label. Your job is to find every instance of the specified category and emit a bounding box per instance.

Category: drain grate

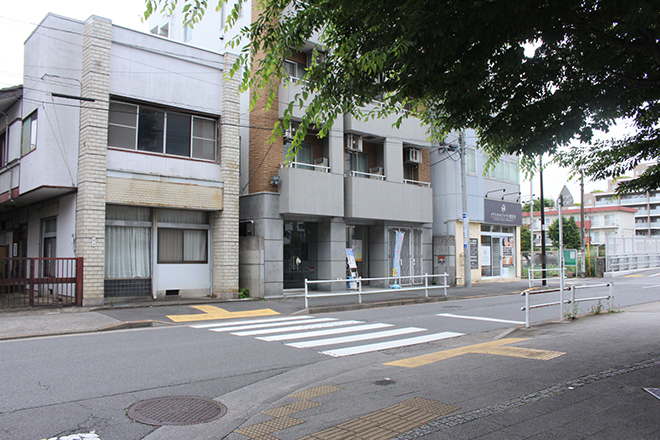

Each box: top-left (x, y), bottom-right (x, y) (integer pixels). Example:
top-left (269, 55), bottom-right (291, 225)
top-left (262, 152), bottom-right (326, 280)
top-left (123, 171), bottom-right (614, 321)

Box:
top-left (127, 396), bottom-right (227, 426)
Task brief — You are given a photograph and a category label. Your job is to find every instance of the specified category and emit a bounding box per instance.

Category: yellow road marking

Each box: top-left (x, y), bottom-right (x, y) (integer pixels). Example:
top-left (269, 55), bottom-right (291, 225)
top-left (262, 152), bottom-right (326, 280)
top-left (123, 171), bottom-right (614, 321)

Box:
top-left (624, 274), bottom-right (643, 278)
top-left (167, 305), bottom-right (279, 322)
top-left (384, 338), bottom-right (564, 368)
top-left (235, 386), bottom-right (343, 439)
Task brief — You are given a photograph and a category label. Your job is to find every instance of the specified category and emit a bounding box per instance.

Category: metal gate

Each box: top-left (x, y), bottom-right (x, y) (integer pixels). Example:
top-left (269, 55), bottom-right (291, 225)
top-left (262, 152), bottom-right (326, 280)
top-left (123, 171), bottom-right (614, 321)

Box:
top-left (0, 257), bottom-right (83, 308)
top-left (388, 228), bottom-right (423, 285)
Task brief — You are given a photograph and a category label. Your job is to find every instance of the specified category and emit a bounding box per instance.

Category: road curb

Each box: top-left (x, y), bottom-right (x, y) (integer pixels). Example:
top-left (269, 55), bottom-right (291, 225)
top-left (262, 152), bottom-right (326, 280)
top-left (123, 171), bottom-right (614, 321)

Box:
top-left (0, 319), bottom-right (171, 342)
top-left (306, 296), bottom-right (448, 314)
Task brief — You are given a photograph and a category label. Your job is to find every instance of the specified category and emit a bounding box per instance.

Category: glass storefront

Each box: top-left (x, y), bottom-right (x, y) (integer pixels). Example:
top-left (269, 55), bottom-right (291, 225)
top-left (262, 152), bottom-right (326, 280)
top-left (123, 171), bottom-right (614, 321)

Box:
top-left (481, 225), bottom-right (516, 278)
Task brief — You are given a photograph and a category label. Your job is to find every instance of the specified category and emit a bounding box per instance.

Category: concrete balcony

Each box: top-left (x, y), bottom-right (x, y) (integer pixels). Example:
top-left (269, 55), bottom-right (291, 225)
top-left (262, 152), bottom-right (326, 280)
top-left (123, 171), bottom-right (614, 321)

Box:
top-left (278, 166), bottom-right (344, 217)
top-left (343, 103), bottom-right (429, 145)
top-left (344, 176), bottom-right (432, 223)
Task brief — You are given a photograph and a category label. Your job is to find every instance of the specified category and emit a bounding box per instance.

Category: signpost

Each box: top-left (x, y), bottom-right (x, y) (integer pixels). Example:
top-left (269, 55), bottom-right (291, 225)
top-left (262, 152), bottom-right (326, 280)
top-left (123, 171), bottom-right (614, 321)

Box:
top-left (557, 185), bottom-right (574, 322)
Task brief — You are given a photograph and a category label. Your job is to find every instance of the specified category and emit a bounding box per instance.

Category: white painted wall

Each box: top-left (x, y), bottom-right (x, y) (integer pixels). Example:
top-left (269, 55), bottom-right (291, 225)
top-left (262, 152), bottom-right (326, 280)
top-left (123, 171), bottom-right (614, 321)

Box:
top-left (21, 14), bottom-right (83, 194)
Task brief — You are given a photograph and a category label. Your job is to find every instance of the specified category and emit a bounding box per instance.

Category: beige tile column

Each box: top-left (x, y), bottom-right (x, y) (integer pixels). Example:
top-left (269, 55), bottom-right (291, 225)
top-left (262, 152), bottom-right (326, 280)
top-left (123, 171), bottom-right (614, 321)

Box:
top-left (212, 54), bottom-right (241, 298)
top-left (76, 16), bottom-right (111, 306)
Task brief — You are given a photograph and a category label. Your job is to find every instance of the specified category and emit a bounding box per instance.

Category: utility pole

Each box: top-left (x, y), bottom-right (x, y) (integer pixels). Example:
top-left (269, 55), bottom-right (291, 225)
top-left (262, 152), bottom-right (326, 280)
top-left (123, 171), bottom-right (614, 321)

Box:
top-left (539, 156), bottom-right (547, 286)
top-left (460, 131), bottom-right (471, 287)
top-left (580, 174), bottom-right (585, 250)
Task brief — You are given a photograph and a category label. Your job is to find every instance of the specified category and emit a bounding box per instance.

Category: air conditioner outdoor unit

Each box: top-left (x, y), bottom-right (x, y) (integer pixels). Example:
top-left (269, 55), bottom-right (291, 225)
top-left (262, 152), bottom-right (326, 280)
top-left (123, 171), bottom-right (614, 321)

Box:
top-left (314, 157), bottom-right (329, 169)
top-left (405, 148), bottom-right (422, 164)
top-left (369, 166), bottom-right (384, 175)
top-left (306, 49), bottom-right (327, 66)
top-left (345, 134), bottom-right (363, 152)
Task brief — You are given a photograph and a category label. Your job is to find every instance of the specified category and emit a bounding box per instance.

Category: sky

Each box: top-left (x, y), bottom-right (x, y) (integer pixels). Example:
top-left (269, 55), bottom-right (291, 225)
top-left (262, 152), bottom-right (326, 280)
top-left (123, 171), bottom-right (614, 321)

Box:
top-left (0, 0), bottom-right (147, 89)
top-left (0, 1), bottom-right (612, 201)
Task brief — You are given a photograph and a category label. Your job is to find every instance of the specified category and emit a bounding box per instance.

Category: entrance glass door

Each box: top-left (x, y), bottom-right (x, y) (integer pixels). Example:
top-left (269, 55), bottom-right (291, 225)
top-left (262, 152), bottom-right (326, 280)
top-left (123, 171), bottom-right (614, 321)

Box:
top-left (283, 221), bottom-right (318, 289)
top-left (492, 237), bottom-right (501, 277)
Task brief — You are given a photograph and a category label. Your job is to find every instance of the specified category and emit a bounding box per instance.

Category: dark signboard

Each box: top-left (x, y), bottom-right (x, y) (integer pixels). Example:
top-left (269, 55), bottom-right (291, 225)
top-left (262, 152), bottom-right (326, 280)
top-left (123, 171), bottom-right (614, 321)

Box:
top-left (469, 238), bottom-right (479, 269)
top-left (484, 199), bottom-right (523, 226)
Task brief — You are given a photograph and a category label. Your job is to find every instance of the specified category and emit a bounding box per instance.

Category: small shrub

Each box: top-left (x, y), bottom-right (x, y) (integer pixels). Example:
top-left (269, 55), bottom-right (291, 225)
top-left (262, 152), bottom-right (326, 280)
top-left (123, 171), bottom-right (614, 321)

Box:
top-left (239, 288), bottom-right (250, 299)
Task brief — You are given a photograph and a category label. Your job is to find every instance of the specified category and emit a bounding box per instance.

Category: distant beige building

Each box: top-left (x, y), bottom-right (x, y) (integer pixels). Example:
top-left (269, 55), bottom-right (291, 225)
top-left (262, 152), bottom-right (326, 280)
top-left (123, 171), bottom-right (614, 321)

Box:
top-left (523, 206), bottom-right (637, 247)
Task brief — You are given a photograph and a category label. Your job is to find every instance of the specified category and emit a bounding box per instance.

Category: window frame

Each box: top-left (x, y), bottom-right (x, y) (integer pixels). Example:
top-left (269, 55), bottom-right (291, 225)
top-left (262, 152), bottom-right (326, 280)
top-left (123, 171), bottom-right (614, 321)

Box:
top-left (284, 60), bottom-right (307, 81)
top-left (0, 128), bottom-right (6, 167)
top-left (466, 148), bottom-right (476, 174)
top-left (21, 111), bottom-right (37, 157)
top-left (157, 227), bottom-right (209, 264)
top-left (108, 100), bottom-right (218, 162)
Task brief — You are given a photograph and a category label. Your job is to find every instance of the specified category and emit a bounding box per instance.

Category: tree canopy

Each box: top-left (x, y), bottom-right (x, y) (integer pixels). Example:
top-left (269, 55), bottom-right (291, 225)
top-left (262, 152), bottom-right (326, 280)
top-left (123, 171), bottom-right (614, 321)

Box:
top-left (145, 0), bottom-right (660, 191)
top-left (548, 216), bottom-right (582, 250)
top-left (522, 198), bottom-right (556, 213)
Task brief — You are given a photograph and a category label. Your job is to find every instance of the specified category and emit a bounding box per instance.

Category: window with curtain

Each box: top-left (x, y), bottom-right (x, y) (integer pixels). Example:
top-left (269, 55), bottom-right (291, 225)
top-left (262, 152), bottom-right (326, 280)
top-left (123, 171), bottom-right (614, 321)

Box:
top-left (157, 208), bottom-right (209, 264)
top-left (290, 141), bottom-right (313, 170)
top-left (105, 205), bottom-right (152, 279)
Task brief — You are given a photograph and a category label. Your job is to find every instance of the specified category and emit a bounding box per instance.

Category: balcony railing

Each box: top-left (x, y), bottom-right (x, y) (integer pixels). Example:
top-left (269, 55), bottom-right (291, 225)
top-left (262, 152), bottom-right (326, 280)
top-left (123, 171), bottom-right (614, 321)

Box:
top-left (404, 178), bottom-right (431, 187)
top-left (286, 161), bottom-right (330, 173)
top-left (346, 170), bottom-right (386, 180)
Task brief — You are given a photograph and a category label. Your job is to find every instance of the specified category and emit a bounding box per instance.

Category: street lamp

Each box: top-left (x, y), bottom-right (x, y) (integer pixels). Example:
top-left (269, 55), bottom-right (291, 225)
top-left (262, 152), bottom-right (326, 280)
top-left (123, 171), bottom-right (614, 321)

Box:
top-left (485, 189), bottom-right (506, 198)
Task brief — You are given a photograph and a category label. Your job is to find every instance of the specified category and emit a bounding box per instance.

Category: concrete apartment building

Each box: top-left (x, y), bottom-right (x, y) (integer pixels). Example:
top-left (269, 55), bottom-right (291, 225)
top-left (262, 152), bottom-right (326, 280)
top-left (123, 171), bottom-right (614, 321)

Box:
top-left (150, 1), bottom-right (435, 296)
top-left (583, 162), bottom-right (660, 238)
top-left (0, 14), bottom-right (240, 306)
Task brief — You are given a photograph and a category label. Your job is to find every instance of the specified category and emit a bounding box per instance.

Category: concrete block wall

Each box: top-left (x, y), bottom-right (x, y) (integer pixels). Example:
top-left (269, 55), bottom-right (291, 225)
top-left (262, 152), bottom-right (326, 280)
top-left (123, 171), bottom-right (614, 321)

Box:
top-left (75, 16), bottom-right (112, 307)
top-left (239, 236), bottom-right (265, 298)
top-left (213, 53), bottom-right (241, 298)
top-left (433, 234), bottom-right (456, 286)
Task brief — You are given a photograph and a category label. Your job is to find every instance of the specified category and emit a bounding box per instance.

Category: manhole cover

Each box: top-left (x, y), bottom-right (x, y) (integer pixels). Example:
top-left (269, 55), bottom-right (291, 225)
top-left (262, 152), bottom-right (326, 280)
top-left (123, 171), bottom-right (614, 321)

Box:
top-left (127, 396), bottom-right (227, 426)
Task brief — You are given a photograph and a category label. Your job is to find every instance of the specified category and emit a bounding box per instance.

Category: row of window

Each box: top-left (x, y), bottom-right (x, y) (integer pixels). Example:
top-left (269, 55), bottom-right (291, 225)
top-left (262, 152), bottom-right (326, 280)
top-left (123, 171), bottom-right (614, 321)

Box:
top-left (108, 101), bottom-right (218, 161)
top-left (7, 100), bottom-right (219, 165)
top-left (466, 148), bottom-right (519, 184)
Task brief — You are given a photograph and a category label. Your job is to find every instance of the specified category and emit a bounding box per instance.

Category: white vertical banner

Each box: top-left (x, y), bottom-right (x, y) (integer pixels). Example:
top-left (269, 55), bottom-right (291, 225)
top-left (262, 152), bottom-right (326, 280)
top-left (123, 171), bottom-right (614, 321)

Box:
top-left (393, 231), bottom-right (405, 278)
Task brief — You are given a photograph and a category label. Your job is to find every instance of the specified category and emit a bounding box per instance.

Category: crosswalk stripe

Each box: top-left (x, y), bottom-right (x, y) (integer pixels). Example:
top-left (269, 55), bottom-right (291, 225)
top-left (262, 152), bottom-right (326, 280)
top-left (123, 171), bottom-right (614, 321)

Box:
top-left (208, 318), bottom-right (337, 333)
top-left (191, 315), bottom-right (316, 329)
top-left (321, 332), bottom-right (464, 357)
top-left (287, 327), bottom-right (426, 349)
top-left (437, 313), bottom-right (525, 325)
top-left (231, 320), bottom-right (364, 336)
top-left (257, 323), bottom-right (393, 342)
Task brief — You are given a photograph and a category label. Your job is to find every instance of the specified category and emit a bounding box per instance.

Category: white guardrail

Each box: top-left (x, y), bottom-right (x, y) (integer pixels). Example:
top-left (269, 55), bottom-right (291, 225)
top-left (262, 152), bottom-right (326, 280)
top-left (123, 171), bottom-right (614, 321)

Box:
top-left (521, 282), bottom-right (614, 328)
top-left (528, 267), bottom-right (566, 288)
top-left (607, 254), bottom-right (660, 272)
top-left (303, 273), bottom-right (449, 308)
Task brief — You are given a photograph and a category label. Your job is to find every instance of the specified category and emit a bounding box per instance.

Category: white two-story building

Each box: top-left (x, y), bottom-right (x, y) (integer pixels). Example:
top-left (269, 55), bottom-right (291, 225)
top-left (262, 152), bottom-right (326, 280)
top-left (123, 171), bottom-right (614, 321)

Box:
top-left (0, 14), bottom-right (240, 306)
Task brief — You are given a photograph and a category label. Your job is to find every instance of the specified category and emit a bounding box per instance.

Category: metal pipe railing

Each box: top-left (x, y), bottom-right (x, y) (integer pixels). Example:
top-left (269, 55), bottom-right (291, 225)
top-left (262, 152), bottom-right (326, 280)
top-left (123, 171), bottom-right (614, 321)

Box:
top-left (521, 282), bottom-right (614, 328)
top-left (304, 273), bottom-right (449, 308)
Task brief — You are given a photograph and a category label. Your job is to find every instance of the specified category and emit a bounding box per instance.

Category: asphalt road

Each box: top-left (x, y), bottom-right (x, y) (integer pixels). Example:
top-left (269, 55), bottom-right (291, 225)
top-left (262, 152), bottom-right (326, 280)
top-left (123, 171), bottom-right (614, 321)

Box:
top-left (2, 272), bottom-right (659, 440)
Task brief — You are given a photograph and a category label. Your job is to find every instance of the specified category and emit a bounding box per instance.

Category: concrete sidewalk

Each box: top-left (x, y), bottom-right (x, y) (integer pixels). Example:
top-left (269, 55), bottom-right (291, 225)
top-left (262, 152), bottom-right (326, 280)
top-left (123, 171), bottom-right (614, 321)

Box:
top-left (0, 278), bottom-right (549, 341)
top-left (144, 300), bottom-right (660, 440)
